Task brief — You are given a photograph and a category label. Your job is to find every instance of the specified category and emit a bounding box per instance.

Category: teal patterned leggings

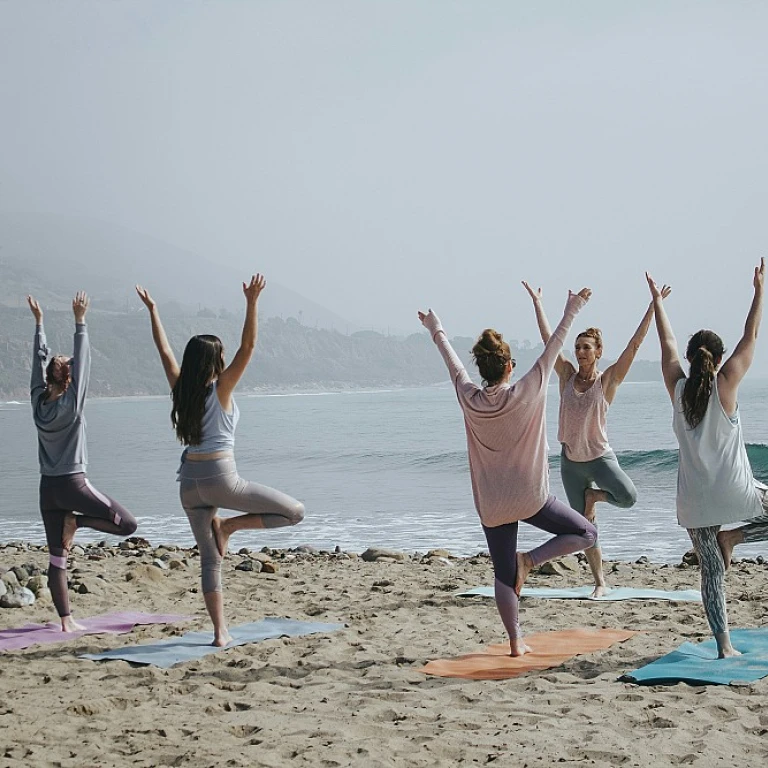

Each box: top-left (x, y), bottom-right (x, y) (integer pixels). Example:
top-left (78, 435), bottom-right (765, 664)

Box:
top-left (688, 517), bottom-right (768, 635)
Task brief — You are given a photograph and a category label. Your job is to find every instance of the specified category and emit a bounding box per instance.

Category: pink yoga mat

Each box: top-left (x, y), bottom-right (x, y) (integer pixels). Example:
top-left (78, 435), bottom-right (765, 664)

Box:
top-left (0, 611), bottom-right (191, 652)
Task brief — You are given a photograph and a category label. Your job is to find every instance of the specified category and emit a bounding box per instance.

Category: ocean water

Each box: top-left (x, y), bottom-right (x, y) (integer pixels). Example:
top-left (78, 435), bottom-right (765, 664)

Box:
top-left (2, 380), bottom-right (768, 563)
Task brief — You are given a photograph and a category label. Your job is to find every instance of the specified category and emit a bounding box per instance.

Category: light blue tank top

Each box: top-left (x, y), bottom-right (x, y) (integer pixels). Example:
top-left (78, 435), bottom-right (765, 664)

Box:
top-left (186, 381), bottom-right (240, 454)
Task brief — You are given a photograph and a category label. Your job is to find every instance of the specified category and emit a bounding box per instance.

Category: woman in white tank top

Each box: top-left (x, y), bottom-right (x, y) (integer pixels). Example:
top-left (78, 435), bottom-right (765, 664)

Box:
top-left (648, 259), bottom-right (768, 658)
top-left (523, 281), bottom-right (669, 597)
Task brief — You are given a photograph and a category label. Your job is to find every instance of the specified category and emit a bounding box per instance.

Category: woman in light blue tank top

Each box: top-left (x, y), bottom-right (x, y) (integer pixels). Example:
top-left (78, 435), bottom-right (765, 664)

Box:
top-left (137, 275), bottom-right (305, 647)
top-left (648, 260), bottom-right (768, 658)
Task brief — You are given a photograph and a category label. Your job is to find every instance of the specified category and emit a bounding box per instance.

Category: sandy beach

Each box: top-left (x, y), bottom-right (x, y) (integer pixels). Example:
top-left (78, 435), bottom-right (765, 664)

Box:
top-left (1, 541), bottom-right (767, 768)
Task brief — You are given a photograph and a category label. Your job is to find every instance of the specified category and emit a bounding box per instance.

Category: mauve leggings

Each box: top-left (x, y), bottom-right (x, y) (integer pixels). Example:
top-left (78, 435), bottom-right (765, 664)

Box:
top-left (483, 495), bottom-right (597, 639)
top-left (40, 473), bottom-right (137, 617)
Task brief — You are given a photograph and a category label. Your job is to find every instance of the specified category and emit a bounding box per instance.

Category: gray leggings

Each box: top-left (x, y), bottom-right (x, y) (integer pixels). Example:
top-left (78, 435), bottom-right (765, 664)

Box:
top-left (560, 449), bottom-right (637, 544)
top-left (179, 458), bottom-right (304, 593)
top-left (688, 515), bottom-right (768, 635)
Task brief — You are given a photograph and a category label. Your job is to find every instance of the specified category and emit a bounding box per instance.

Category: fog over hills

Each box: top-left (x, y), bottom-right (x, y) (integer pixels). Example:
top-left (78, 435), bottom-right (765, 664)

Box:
top-left (0, 212), bottom-right (662, 399)
top-left (0, 212), bottom-right (356, 331)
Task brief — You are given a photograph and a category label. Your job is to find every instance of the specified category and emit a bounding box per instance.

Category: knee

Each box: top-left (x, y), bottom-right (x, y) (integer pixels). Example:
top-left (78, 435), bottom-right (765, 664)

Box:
top-left (583, 522), bottom-right (598, 549)
top-left (48, 552), bottom-right (68, 572)
top-left (288, 500), bottom-right (305, 526)
top-left (123, 517), bottom-right (138, 536)
top-left (200, 556), bottom-right (223, 594)
top-left (614, 485), bottom-right (638, 509)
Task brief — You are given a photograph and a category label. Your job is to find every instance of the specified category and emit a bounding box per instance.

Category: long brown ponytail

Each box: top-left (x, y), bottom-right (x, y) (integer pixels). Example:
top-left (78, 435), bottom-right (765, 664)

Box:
top-left (682, 330), bottom-right (725, 429)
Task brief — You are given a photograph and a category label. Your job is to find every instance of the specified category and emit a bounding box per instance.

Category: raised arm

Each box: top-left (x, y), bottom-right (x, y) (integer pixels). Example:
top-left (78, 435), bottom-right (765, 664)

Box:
top-left (719, 257), bottom-right (765, 399)
top-left (417, 309), bottom-right (475, 395)
top-left (523, 289), bottom-right (589, 386)
top-left (27, 295), bottom-right (47, 399)
top-left (136, 285), bottom-right (180, 389)
top-left (217, 274), bottom-right (266, 405)
top-left (522, 281), bottom-right (574, 384)
top-left (646, 273), bottom-right (683, 401)
top-left (70, 291), bottom-right (91, 414)
top-left (602, 287), bottom-right (671, 403)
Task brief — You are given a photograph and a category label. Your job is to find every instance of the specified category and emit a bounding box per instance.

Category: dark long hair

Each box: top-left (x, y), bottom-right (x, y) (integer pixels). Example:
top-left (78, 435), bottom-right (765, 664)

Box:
top-left (682, 330), bottom-right (725, 429)
top-left (45, 355), bottom-right (71, 398)
top-left (171, 335), bottom-right (225, 445)
top-left (472, 329), bottom-right (514, 386)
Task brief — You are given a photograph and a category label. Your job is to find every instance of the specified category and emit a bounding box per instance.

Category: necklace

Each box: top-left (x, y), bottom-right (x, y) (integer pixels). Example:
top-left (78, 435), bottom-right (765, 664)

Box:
top-left (577, 371), bottom-right (597, 383)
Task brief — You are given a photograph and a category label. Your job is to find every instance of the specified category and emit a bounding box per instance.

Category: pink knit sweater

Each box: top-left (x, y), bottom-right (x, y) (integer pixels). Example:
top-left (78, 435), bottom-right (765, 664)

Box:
top-left (425, 294), bottom-right (586, 528)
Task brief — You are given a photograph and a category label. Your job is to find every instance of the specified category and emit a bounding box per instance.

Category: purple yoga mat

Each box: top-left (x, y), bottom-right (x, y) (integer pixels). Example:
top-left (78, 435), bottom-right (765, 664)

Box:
top-left (0, 611), bottom-right (191, 652)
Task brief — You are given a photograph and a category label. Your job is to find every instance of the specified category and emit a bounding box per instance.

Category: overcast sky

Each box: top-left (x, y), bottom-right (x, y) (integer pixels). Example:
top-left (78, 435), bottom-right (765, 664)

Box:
top-left (1, 1), bottom-right (767, 365)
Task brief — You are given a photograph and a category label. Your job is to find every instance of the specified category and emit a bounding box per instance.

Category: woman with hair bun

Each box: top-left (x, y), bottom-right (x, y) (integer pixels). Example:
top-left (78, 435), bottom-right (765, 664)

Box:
top-left (28, 292), bottom-right (137, 631)
top-left (648, 259), bottom-right (768, 657)
top-left (418, 289), bottom-right (597, 656)
top-left (523, 282), bottom-right (670, 597)
top-left (137, 276), bottom-right (304, 647)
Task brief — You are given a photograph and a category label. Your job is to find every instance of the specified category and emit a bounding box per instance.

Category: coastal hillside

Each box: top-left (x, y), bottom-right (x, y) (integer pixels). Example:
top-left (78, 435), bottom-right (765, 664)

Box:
top-left (0, 302), bottom-right (661, 398)
top-left (0, 213), bottom-right (661, 398)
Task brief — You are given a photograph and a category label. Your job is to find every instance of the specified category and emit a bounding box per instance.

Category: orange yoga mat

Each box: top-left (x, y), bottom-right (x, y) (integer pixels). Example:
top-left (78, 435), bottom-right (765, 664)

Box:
top-left (420, 628), bottom-right (638, 680)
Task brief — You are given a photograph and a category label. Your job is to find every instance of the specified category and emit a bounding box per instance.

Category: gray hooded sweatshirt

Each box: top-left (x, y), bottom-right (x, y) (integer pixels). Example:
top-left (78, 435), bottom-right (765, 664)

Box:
top-left (31, 323), bottom-right (91, 476)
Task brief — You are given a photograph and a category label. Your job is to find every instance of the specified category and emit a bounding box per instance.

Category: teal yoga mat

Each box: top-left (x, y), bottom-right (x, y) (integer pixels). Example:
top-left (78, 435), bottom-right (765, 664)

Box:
top-left (81, 618), bottom-right (344, 668)
top-left (457, 585), bottom-right (702, 601)
top-left (622, 628), bottom-right (768, 685)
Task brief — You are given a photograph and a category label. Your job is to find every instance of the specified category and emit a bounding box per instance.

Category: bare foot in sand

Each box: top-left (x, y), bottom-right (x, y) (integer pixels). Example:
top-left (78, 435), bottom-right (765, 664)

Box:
top-left (510, 637), bottom-right (532, 657)
top-left (211, 516), bottom-right (230, 558)
top-left (717, 528), bottom-right (743, 571)
top-left (590, 585), bottom-right (611, 599)
top-left (61, 615), bottom-right (87, 632)
top-left (213, 630), bottom-right (233, 648)
top-left (515, 552), bottom-right (534, 596)
top-left (62, 513), bottom-right (77, 552)
top-left (583, 488), bottom-right (606, 523)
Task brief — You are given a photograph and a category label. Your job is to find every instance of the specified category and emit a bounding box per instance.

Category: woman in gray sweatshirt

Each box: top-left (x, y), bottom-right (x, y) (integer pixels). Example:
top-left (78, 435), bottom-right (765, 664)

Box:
top-left (29, 292), bottom-right (137, 632)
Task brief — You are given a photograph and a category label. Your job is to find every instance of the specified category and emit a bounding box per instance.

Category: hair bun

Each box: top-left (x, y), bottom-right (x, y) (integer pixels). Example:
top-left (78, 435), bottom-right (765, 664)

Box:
top-left (475, 329), bottom-right (504, 354)
top-left (472, 328), bottom-right (512, 385)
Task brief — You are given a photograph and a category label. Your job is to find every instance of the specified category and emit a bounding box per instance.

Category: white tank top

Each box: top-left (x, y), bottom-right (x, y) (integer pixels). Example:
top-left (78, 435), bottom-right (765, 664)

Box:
top-left (558, 372), bottom-right (612, 462)
top-left (673, 375), bottom-right (762, 528)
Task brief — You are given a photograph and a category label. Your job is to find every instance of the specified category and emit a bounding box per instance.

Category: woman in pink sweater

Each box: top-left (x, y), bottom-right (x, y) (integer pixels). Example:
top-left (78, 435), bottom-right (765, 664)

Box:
top-left (419, 289), bottom-right (597, 656)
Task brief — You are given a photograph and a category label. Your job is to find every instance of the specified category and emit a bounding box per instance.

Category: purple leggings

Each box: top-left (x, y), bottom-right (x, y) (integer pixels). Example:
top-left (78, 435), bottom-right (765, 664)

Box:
top-left (40, 473), bottom-right (137, 617)
top-left (482, 495), bottom-right (597, 639)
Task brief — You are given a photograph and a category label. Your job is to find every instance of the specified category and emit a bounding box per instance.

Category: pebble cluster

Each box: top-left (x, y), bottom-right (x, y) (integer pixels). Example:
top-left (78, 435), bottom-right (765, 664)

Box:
top-left (2, 537), bottom-right (766, 611)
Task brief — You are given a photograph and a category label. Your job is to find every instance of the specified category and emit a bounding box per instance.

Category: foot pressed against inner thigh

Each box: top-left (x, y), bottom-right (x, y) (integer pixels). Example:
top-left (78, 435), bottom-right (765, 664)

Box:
top-left (514, 552), bottom-right (534, 596)
top-left (61, 513), bottom-right (78, 552)
top-left (583, 488), bottom-right (607, 523)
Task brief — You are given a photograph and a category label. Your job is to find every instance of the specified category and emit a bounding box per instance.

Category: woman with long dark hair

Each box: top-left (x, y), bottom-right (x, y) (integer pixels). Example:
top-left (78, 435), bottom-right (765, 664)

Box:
top-left (418, 289), bottom-right (597, 656)
top-left (648, 260), bottom-right (768, 657)
top-left (137, 276), bottom-right (304, 646)
top-left (28, 292), bottom-right (137, 631)
top-left (522, 282), bottom-right (670, 597)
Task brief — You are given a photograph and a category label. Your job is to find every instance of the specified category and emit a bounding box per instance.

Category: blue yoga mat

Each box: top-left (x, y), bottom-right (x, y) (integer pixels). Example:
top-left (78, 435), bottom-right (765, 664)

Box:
top-left (81, 617), bottom-right (344, 668)
top-left (457, 585), bottom-right (702, 602)
top-left (623, 628), bottom-right (768, 685)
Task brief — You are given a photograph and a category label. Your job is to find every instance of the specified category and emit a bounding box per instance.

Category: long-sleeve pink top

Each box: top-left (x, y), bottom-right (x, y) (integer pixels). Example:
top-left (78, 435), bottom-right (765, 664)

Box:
top-left (426, 294), bottom-right (586, 528)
